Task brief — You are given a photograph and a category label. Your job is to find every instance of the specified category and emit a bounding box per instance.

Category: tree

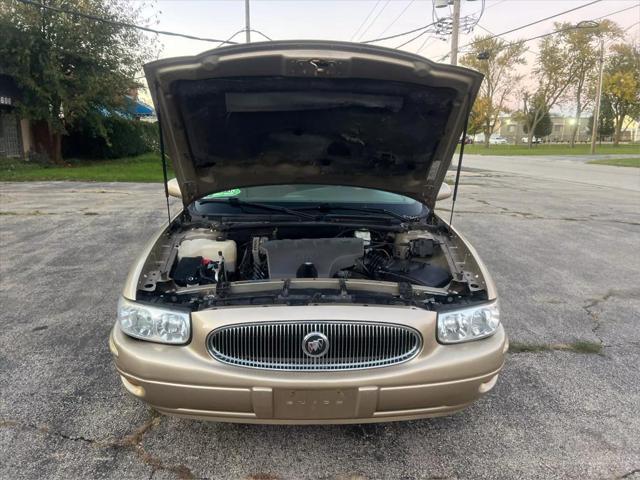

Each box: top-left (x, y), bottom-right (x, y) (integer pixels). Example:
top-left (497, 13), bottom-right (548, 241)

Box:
top-left (534, 111), bottom-right (552, 139)
top-left (461, 36), bottom-right (526, 147)
top-left (0, 0), bottom-right (158, 162)
top-left (467, 96), bottom-right (488, 136)
top-left (602, 43), bottom-right (640, 145)
top-left (599, 97), bottom-right (616, 139)
top-left (588, 97), bottom-right (616, 142)
top-left (518, 29), bottom-right (583, 148)
top-left (555, 20), bottom-right (621, 147)
top-left (522, 102), bottom-right (552, 141)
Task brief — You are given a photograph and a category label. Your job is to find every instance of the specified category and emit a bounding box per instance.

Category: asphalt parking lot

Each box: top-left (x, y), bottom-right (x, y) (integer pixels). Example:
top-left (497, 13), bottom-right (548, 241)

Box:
top-left (1, 157), bottom-right (639, 480)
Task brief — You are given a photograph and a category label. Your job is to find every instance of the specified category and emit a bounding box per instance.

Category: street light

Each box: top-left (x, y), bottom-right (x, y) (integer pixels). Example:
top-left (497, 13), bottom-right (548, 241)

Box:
top-left (590, 39), bottom-right (605, 153)
top-left (578, 21), bottom-right (605, 154)
top-left (576, 20), bottom-right (600, 29)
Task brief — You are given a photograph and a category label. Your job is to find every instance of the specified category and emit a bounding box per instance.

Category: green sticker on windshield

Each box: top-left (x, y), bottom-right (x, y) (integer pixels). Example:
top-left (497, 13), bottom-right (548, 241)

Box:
top-left (203, 188), bottom-right (242, 199)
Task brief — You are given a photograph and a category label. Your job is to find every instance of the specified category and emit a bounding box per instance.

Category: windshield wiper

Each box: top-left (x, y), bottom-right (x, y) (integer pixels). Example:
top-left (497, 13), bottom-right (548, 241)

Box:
top-left (198, 197), bottom-right (318, 220)
top-left (294, 204), bottom-right (423, 223)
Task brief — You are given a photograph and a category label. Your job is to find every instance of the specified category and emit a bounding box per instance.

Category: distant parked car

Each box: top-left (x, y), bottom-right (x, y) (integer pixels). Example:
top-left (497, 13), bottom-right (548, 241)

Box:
top-left (489, 135), bottom-right (508, 145)
top-left (459, 135), bottom-right (474, 144)
top-left (522, 136), bottom-right (541, 144)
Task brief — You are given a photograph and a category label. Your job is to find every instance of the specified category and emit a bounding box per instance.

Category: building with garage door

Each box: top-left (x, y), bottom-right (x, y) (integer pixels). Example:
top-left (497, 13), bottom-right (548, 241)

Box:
top-left (0, 74), bottom-right (33, 159)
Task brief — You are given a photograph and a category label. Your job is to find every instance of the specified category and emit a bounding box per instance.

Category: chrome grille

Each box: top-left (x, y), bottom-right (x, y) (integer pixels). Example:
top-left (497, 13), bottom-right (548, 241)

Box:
top-left (206, 322), bottom-right (422, 371)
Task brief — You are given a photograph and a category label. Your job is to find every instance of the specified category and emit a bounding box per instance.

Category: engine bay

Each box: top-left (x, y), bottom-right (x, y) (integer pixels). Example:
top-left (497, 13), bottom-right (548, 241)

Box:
top-left (136, 219), bottom-right (489, 311)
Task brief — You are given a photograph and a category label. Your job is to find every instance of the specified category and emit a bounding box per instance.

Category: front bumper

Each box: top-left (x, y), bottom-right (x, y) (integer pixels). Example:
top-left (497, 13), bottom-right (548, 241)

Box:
top-left (110, 305), bottom-right (508, 424)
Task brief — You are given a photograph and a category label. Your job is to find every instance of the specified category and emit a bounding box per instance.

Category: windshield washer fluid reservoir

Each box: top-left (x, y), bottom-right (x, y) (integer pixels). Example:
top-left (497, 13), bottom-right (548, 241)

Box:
top-left (178, 239), bottom-right (237, 272)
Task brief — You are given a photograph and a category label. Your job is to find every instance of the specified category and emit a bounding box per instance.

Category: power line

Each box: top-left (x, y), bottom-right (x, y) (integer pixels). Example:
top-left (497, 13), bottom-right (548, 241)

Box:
top-left (218, 29), bottom-right (247, 47)
top-left (364, 0), bottom-right (490, 48)
top-left (350, 0), bottom-right (382, 41)
top-left (519, 24), bottom-right (597, 46)
top-left (217, 28), bottom-right (273, 47)
top-left (14, 0), bottom-right (238, 44)
top-left (477, 24), bottom-right (496, 36)
top-left (250, 29), bottom-right (273, 41)
top-left (395, 28), bottom-right (433, 49)
top-left (592, 3), bottom-right (640, 23)
top-left (438, 0), bottom-right (603, 61)
top-left (431, 0), bottom-right (486, 39)
top-left (483, 0), bottom-right (509, 13)
top-left (623, 20), bottom-right (640, 34)
top-left (416, 35), bottom-right (436, 54)
top-left (477, 24), bottom-right (591, 56)
top-left (362, 21), bottom-right (437, 44)
top-left (505, 4), bottom-right (639, 57)
top-left (373, 0), bottom-right (599, 53)
top-left (513, 4), bottom-right (639, 51)
top-left (376, 0), bottom-right (415, 38)
top-left (357, 0), bottom-right (392, 41)
top-left (471, 0), bottom-right (602, 44)
top-left (218, 28), bottom-right (246, 47)
top-left (456, 4), bottom-right (640, 59)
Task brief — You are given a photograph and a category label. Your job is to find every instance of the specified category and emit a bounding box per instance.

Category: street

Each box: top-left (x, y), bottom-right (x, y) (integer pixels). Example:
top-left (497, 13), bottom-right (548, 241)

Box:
top-left (456, 153), bottom-right (640, 191)
top-left (1, 156), bottom-right (639, 480)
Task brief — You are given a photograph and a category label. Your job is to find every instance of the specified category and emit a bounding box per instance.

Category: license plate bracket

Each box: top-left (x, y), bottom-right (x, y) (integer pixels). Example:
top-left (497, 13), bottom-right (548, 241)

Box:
top-left (274, 388), bottom-right (357, 419)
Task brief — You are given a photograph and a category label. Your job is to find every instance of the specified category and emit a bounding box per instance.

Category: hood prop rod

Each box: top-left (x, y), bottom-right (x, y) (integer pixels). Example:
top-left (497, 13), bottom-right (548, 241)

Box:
top-left (448, 94), bottom-right (471, 232)
top-left (157, 105), bottom-right (172, 226)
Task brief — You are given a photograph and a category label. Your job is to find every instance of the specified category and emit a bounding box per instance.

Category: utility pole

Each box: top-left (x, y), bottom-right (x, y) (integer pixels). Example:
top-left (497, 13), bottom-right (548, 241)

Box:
top-left (245, 0), bottom-right (251, 43)
top-left (450, 0), bottom-right (461, 65)
top-left (590, 38), bottom-right (604, 154)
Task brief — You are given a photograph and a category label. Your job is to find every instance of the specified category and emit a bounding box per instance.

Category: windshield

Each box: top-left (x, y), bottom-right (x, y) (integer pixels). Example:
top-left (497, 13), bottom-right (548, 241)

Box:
top-left (192, 184), bottom-right (426, 217)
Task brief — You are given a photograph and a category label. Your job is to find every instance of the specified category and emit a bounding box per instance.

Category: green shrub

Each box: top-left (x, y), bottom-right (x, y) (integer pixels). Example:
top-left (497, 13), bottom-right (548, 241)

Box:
top-left (62, 116), bottom-right (159, 159)
top-left (138, 121), bottom-right (159, 153)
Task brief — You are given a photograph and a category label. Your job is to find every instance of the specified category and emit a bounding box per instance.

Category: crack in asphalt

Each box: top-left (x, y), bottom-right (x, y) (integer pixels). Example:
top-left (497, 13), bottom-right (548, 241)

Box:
top-left (507, 289), bottom-right (640, 356)
top-left (582, 289), bottom-right (640, 348)
top-left (447, 209), bottom-right (640, 226)
top-left (0, 419), bottom-right (95, 444)
top-left (508, 342), bottom-right (602, 355)
top-left (66, 189), bottom-right (133, 195)
top-left (110, 410), bottom-right (195, 480)
top-left (584, 304), bottom-right (604, 345)
top-left (471, 199), bottom-right (544, 219)
top-left (445, 197), bottom-right (640, 225)
top-left (450, 209), bottom-right (543, 219)
top-left (0, 411), bottom-right (196, 480)
top-left (0, 210), bottom-right (122, 216)
top-left (0, 210), bottom-right (58, 216)
top-left (619, 468), bottom-right (640, 479)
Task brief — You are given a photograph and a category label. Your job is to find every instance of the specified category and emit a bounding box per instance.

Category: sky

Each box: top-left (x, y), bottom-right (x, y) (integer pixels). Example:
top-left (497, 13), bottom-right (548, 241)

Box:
top-left (136, 0), bottom-right (640, 111)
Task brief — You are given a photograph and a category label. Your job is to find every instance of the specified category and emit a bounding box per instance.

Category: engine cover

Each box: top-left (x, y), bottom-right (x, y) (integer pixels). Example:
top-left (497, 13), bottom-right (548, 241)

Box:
top-left (261, 238), bottom-right (364, 279)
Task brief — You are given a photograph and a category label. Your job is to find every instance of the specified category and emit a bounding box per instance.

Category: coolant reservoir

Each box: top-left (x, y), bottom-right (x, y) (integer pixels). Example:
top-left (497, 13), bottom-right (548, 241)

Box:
top-left (177, 239), bottom-right (237, 272)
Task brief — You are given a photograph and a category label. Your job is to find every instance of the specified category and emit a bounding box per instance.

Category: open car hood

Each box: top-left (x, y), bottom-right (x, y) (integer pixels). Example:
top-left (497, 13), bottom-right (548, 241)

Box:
top-left (145, 41), bottom-right (482, 209)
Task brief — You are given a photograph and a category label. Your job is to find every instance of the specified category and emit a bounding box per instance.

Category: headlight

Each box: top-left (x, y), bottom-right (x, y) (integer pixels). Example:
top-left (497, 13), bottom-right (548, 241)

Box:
top-left (117, 297), bottom-right (190, 344)
top-left (437, 301), bottom-right (500, 344)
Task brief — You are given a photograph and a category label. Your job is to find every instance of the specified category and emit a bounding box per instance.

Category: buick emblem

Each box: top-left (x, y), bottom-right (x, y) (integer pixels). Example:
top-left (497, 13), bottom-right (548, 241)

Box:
top-left (302, 332), bottom-right (329, 358)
